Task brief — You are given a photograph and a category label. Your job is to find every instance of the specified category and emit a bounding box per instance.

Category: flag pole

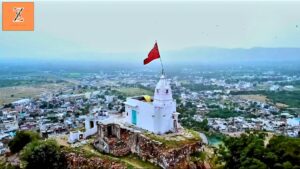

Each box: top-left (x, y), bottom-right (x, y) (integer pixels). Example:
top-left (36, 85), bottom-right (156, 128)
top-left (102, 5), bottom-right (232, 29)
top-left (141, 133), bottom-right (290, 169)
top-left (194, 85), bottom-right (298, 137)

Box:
top-left (156, 40), bottom-right (164, 75)
top-left (159, 57), bottom-right (165, 75)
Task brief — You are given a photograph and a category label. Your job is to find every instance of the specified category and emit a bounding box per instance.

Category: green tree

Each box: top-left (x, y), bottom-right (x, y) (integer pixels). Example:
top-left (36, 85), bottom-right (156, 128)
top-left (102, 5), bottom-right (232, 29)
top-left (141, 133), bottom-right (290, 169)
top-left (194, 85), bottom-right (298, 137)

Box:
top-left (82, 104), bottom-right (90, 115)
top-left (20, 140), bottom-right (67, 169)
top-left (108, 103), bottom-right (113, 110)
top-left (218, 132), bottom-right (300, 169)
top-left (267, 136), bottom-right (300, 168)
top-left (207, 108), bottom-right (241, 118)
top-left (8, 131), bottom-right (41, 154)
top-left (199, 119), bottom-right (209, 131)
top-left (220, 132), bottom-right (266, 169)
top-left (0, 159), bottom-right (19, 169)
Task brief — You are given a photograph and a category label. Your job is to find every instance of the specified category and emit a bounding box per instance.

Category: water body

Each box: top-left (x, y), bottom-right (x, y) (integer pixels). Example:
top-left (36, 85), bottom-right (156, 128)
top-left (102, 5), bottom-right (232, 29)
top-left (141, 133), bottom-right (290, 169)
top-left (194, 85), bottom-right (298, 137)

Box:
top-left (199, 132), bottom-right (223, 147)
top-left (207, 136), bottom-right (223, 147)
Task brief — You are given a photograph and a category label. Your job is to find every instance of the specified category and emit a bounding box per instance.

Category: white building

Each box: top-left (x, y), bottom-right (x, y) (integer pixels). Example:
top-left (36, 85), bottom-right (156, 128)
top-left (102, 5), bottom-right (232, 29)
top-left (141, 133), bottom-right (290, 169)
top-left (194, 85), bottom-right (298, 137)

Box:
top-left (12, 99), bottom-right (31, 106)
top-left (0, 142), bottom-right (6, 155)
top-left (68, 114), bottom-right (107, 143)
top-left (270, 85), bottom-right (280, 91)
top-left (68, 112), bottom-right (109, 143)
top-left (0, 114), bottom-right (19, 132)
top-left (124, 75), bottom-right (179, 134)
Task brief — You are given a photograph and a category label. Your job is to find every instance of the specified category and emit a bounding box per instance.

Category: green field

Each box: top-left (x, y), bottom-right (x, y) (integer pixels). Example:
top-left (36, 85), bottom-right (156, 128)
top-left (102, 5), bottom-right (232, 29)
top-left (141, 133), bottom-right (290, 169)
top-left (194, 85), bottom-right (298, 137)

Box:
top-left (230, 90), bottom-right (300, 108)
top-left (114, 87), bottom-right (153, 97)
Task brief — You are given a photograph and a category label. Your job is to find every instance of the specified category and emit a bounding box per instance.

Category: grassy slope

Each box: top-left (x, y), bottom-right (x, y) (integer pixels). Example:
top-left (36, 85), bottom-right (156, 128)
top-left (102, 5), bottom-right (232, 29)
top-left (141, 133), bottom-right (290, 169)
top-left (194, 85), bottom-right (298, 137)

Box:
top-left (81, 144), bottom-right (160, 169)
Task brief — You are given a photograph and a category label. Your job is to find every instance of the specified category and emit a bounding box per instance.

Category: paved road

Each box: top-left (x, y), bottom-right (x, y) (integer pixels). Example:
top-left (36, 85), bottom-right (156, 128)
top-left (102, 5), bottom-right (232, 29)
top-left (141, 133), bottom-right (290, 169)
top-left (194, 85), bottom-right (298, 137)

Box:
top-left (199, 132), bottom-right (208, 144)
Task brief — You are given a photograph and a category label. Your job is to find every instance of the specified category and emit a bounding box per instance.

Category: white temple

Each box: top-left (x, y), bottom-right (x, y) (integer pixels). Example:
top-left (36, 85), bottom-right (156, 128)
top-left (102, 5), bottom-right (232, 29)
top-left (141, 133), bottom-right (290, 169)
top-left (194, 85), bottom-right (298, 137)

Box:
top-left (68, 74), bottom-right (180, 143)
top-left (124, 75), bottom-right (179, 134)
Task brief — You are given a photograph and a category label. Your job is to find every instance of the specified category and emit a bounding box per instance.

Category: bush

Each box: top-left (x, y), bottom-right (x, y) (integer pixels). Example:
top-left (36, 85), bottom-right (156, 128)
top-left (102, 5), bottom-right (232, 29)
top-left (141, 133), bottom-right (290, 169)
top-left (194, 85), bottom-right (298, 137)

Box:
top-left (20, 139), bottom-right (67, 169)
top-left (8, 131), bottom-right (41, 153)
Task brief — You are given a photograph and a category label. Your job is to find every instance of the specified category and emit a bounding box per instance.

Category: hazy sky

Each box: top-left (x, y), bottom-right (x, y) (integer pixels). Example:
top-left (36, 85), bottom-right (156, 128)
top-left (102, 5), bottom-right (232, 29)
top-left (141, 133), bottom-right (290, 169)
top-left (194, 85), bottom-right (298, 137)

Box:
top-left (1, 1), bottom-right (300, 60)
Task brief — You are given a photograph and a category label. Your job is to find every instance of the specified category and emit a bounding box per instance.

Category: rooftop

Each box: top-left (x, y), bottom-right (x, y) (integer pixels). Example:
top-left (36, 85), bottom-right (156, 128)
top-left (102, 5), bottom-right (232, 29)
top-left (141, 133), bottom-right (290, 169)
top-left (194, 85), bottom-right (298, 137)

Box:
top-left (131, 95), bottom-right (153, 102)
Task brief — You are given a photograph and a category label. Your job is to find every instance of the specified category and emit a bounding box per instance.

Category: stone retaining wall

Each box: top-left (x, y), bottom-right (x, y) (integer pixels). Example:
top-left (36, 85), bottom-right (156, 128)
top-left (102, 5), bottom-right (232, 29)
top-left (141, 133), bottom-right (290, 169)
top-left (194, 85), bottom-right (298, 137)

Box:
top-left (94, 123), bottom-right (203, 169)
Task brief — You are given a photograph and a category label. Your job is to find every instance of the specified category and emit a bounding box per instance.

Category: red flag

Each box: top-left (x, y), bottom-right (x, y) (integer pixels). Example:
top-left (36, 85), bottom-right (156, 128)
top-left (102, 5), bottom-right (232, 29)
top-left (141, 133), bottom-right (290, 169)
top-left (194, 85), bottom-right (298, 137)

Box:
top-left (144, 42), bottom-right (160, 65)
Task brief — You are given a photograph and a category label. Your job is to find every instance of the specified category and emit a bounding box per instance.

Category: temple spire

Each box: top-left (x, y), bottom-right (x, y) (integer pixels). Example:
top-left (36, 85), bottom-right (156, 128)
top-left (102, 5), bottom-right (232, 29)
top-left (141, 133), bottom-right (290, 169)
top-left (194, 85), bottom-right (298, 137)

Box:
top-left (154, 74), bottom-right (172, 102)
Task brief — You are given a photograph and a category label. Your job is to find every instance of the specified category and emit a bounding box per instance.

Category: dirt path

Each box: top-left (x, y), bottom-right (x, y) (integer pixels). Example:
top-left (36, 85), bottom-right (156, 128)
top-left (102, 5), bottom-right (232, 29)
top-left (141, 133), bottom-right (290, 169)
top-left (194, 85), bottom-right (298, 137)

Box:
top-left (264, 132), bottom-right (274, 146)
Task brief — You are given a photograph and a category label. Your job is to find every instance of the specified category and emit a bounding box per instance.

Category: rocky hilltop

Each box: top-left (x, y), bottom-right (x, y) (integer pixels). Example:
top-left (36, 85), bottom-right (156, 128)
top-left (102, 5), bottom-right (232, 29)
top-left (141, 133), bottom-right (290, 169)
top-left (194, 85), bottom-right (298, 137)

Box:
top-left (94, 123), bottom-right (203, 169)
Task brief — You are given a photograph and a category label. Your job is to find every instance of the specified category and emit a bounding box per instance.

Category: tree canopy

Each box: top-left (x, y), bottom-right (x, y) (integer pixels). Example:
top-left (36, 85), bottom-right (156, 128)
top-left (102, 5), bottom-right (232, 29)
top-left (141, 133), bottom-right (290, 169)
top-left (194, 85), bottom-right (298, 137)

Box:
top-left (20, 139), bottom-right (67, 169)
top-left (8, 131), bottom-right (41, 154)
top-left (218, 132), bottom-right (300, 169)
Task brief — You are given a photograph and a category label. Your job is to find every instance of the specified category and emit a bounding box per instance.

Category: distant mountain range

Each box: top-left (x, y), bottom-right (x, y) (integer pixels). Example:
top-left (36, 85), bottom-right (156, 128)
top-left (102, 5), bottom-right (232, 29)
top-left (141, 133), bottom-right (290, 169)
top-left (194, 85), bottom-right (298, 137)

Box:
top-left (162, 47), bottom-right (300, 64)
top-left (2, 47), bottom-right (300, 65)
